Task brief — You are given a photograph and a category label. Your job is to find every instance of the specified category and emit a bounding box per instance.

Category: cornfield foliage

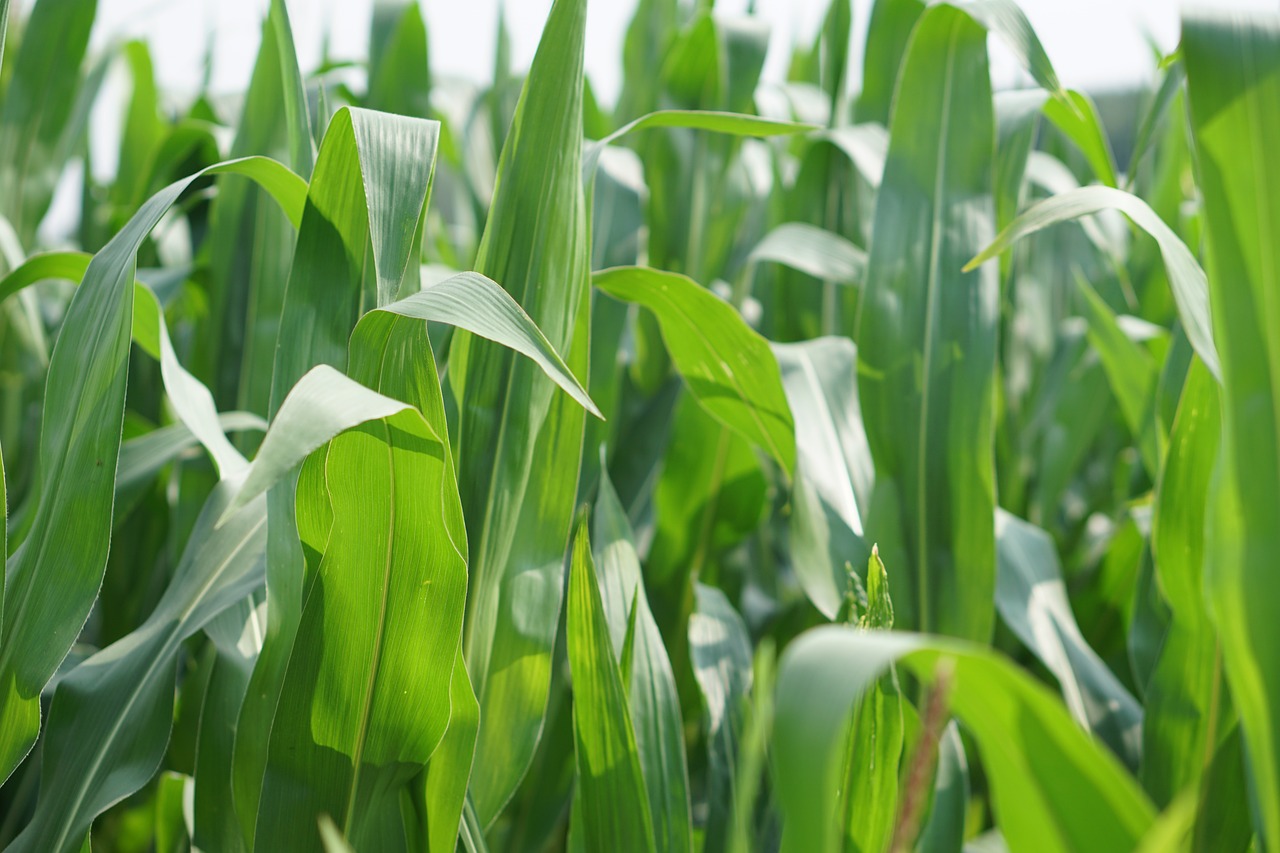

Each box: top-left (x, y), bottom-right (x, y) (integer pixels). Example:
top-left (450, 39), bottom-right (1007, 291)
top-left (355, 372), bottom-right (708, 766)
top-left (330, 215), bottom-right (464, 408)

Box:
top-left (0, 0), bottom-right (1276, 850)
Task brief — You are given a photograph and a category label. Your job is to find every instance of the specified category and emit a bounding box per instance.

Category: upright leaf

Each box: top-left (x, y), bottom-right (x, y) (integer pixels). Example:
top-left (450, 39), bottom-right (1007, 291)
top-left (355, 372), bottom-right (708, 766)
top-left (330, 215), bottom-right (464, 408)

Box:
top-left (0, 0), bottom-right (97, 243)
top-left (594, 467), bottom-right (692, 853)
top-left (233, 107), bottom-right (440, 845)
top-left (1184, 11), bottom-right (1280, 845)
top-left (449, 0), bottom-right (592, 823)
top-left (1144, 359), bottom-right (1228, 809)
top-left (854, 4), bottom-right (998, 639)
top-left (566, 513), bottom-right (657, 853)
top-left (199, 0), bottom-right (314, 412)
top-left (689, 584), bottom-right (753, 853)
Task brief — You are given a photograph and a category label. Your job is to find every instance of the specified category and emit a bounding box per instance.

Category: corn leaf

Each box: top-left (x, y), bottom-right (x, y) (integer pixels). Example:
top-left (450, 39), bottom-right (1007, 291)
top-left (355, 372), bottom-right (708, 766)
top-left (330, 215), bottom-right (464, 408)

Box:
top-left (966, 185), bottom-right (1221, 381)
top-left (774, 628), bottom-right (1156, 853)
top-left (689, 584), bottom-right (753, 853)
top-left (594, 466), bottom-right (693, 853)
top-left (451, 0), bottom-right (591, 823)
top-left (594, 266), bottom-right (795, 476)
top-left (996, 509), bottom-right (1143, 769)
top-left (774, 336), bottom-right (874, 618)
top-left (748, 223), bottom-right (867, 287)
top-left (253, 315), bottom-right (466, 849)
top-left (854, 3), bottom-right (999, 640)
top-left (1143, 359), bottom-right (1227, 809)
top-left (0, 0), bottom-right (96, 243)
top-left (566, 511), bottom-right (657, 853)
top-left (232, 106), bottom-right (441, 844)
top-left (1184, 11), bottom-right (1280, 845)
top-left (199, 0), bottom-right (314, 413)
top-left (0, 155), bottom-right (310, 786)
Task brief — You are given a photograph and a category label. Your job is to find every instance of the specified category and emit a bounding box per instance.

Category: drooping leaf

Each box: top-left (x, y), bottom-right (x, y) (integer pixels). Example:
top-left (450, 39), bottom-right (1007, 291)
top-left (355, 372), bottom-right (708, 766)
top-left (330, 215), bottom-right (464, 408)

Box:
top-left (996, 509), bottom-right (1143, 768)
top-left (966, 185), bottom-right (1220, 381)
top-left (748, 223), bottom-right (867, 287)
top-left (0, 155), bottom-right (309, 785)
top-left (594, 266), bottom-right (795, 475)
top-left (774, 337), bottom-right (874, 618)
top-left (774, 628), bottom-right (1156, 853)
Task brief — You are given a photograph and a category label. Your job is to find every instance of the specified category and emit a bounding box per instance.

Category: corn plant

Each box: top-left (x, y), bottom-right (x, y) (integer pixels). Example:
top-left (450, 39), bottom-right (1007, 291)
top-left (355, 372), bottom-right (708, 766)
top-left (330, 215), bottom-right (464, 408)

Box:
top-left (0, 0), bottom-right (1277, 850)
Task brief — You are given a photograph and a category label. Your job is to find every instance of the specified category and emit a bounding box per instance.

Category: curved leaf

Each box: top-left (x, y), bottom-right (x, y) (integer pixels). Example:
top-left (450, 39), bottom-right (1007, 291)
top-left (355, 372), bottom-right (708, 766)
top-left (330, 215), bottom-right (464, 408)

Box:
top-left (774, 337), bottom-right (874, 618)
top-left (0, 155), bottom-right (309, 785)
top-left (749, 223), bottom-right (867, 287)
top-left (594, 266), bottom-right (795, 476)
top-left (996, 509), bottom-right (1143, 768)
top-left (965, 185), bottom-right (1220, 381)
top-left (774, 627), bottom-right (1156, 853)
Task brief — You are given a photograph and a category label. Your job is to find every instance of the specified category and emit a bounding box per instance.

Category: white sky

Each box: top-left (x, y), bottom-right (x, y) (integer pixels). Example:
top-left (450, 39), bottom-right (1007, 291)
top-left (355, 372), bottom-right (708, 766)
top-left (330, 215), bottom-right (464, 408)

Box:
top-left (62, 0), bottom-right (1280, 103)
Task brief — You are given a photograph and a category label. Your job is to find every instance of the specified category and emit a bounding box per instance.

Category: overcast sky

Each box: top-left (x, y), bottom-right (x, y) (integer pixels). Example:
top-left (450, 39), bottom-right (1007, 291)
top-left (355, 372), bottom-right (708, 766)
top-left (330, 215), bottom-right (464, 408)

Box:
top-left (68, 0), bottom-right (1280, 103)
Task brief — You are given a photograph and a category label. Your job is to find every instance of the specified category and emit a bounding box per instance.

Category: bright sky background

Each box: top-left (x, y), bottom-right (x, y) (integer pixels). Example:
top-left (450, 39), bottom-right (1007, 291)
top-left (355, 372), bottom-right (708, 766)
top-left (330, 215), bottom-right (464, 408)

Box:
top-left (61, 0), bottom-right (1280, 104)
top-left (17, 0), bottom-right (1280, 239)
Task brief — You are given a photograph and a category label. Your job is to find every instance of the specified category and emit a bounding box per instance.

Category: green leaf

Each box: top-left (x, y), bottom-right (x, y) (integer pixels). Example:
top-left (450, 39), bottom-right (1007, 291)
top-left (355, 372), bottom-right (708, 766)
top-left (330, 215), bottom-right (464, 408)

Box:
top-left (594, 466), bottom-right (693, 853)
top-left (0, 0), bottom-right (96, 242)
top-left (220, 365), bottom-right (412, 520)
top-left (1144, 359), bottom-right (1225, 805)
top-left (449, 0), bottom-right (591, 824)
top-left (965, 185), bottom-right (1221, 382)
top-left (917, 722), bottom-right (970, 853)
top-left (366, 1), bottom-right (430, 118)
top-left (646, 393), bottom-right (766, 591)
top-left (689, 584), bottom-right (753, 853)
top-left (233, 106), bottom-right (441, 845)
top-left (8, 481), bottom-right (268, 853)
top-left (774, 337), bottom-right (874, 619)
top-left (856, 0), bottom-right (925, 124)
top-left (377, 272), bottom-right (599, 417)
top-left (253, 315), bottom-right (466, 849)
top-left (585, 109), bottom-right (814, 180)
top-left (748, 223), bottom-right (867, 287)
top-left (854, 3), bottom-right (998, 640)
top-left (5, 362), bottom-right (425, 853)
top-left (996, 509), bottom-right (1143, 769)
top-left (774, 628), bottom-right (1157, 853)
top-left (1043, 90), bottom-right (1119, 188)
top-left (1075, 276), bottom-right (1163, 478)
top-left (594, 266), bottom-right (796, 476)
top-left (1184, 11), bottom-right (1280, 845)
top-left (199, 0), bottom-right (314, 413)
top-left (566, 511), bottom-right (657, 853)
top-left (424, 648), bottom-right (480, 853)
top-left (0, 155), bottom-right (307, 786)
